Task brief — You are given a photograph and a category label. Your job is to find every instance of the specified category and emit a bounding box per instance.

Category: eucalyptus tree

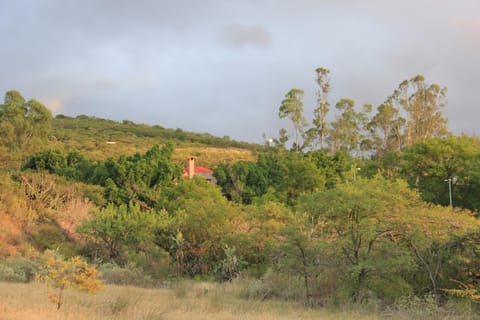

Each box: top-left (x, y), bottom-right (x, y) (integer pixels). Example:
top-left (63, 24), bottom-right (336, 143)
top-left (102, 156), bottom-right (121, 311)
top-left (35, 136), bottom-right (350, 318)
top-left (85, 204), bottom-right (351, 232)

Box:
top-left (367, 103), bottom-right (406, 159)
top-left (390, 75), bottom-right (448, 146)
top-left (279, 88), bottom-right (307, 152)
top-left (329, 99), bottom-right (371, 155)
top-left (312, 67), bottom-right (331, 150)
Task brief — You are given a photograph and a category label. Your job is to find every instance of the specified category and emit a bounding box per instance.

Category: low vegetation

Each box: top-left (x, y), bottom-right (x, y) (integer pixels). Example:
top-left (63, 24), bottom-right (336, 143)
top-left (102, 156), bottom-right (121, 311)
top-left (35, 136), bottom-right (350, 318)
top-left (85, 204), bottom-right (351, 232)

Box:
top-left (0, 280), bottom-right (475, 320)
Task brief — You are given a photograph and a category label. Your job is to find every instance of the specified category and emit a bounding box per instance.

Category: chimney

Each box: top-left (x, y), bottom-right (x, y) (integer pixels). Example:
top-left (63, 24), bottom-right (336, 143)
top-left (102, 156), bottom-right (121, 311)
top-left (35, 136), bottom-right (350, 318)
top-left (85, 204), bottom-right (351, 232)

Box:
top-left (188, 157), bottom-right (195, 179)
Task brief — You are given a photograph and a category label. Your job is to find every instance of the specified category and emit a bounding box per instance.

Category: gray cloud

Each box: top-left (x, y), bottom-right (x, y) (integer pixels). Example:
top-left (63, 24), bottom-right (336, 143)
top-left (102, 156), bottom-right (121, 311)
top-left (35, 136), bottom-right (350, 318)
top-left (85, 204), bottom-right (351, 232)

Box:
top-left (221, 24), bottom-right (272, 48)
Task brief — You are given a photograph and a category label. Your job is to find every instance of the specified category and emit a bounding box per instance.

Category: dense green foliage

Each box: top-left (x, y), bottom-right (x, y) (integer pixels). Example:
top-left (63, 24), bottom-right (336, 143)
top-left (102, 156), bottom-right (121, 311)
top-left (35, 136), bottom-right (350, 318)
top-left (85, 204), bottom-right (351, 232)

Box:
top-left (155, 178), bottom-right (243, 276)
top-left (399, 136), bottom-right (480, 210)
top-left (214, 150), bottom-right (345, 205)
top-left (77, 204), bottom-right (163, 274)
top-left (24, 144), bottom-right (183, 209)
top-left (0, 91), bottom-right (52, 155)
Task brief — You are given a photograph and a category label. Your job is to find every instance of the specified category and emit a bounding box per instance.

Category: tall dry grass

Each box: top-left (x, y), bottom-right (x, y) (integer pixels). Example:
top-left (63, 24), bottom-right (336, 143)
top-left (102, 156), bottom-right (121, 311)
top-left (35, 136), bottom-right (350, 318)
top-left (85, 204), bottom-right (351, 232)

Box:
top-left (173, 147), bottom-right (255, 168)
top-left (0, 280), bottom-right (382, 320)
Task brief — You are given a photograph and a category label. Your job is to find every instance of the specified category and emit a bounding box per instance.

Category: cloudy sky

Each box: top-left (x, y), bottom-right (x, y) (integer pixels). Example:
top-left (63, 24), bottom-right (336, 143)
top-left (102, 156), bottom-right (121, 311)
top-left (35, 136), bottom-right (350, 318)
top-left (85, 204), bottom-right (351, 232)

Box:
top-left (1, 0), bottom-right (479, 143)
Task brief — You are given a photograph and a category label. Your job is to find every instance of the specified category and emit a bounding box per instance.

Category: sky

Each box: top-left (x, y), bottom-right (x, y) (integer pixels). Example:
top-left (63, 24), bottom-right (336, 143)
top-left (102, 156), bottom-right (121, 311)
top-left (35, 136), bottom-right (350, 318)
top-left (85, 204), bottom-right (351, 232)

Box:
top-left (1, 0), bottom-right (479, 143)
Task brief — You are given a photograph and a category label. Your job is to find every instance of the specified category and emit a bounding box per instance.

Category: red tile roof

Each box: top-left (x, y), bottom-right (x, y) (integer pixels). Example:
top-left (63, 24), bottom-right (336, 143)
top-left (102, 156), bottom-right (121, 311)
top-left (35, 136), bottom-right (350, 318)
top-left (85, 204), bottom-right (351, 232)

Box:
top-left (193, 166), bottom-right (213, 174)
top-left (183, 166), bottom-right (213, 174)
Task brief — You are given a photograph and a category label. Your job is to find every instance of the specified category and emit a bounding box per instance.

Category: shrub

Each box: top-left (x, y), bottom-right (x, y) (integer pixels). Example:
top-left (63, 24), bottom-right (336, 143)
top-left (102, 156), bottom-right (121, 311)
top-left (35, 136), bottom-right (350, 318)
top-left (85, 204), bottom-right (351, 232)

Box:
top-left (244, 269), bottom-right (305, 301)
top-left (215, 245), bottom-right (247, 282)
top-left (390, 294), bottom-right (460, 320)
top-left (36, 250), bottom-right (102, 310)
top-left (99, 263), bottom-right (155, 287)
top-left (29, 223), bottom-right (79, 259)
top-left (0, 257), bottom-right (39, 282)
top-left (0, 264), bottom-right (24, 282)
top-left (105, 294), bottom-right (137, 315)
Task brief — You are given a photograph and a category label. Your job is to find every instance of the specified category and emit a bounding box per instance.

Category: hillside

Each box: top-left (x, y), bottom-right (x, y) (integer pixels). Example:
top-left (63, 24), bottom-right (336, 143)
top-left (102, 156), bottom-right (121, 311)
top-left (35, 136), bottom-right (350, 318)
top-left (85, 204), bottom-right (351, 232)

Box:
top-left (0, 112), bottom-right (260, 258)
top-left (51, 114), bottom-right (261, 167)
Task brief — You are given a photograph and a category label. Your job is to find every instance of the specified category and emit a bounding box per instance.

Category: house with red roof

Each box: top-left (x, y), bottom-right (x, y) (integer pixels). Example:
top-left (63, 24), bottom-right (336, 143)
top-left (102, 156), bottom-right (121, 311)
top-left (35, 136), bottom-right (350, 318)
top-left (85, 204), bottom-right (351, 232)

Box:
top-left (183, 157), bottom-right (217, 183)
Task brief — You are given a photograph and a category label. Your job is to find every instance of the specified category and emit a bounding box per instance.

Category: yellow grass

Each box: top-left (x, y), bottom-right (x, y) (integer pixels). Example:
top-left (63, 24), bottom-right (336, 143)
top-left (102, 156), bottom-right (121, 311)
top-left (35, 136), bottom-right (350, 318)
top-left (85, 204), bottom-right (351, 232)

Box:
top-left (174, 147), bottom-right (255, 168)
top-left (0, 281), bottom-right (383, 320)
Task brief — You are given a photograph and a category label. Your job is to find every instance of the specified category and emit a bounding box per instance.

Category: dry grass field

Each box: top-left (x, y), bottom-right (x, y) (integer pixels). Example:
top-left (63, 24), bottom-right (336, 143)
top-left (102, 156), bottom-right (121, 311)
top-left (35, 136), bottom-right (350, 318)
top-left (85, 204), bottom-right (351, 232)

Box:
top-left (0, 281), bottom-right (382, 320)
top-left (173, 147), bottom-right (255, 168)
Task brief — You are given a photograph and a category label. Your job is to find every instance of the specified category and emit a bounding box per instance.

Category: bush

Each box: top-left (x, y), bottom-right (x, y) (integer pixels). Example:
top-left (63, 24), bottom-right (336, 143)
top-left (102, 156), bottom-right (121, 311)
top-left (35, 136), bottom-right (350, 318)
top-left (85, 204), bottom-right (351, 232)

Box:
top-left (215, 245), bottom-right (247, 282)
top-left (105, 294), bottom-right (138, 315)
top-left (36, 250), bottom-right (102, 310)
top-left (29, 224), bottom-right (77, 257)
top-left (244, 269), bottom-right (305, 301)
top-left (0, 264), bottom-right (25, 282)
top-left (389, 294), bottom-right (474, 320)
top-left (126, 249), bottom-right (171, 282)
top-left (99, 263), bottom-right (155, 287)
top-left (0, 257), bottom-right (39, 282)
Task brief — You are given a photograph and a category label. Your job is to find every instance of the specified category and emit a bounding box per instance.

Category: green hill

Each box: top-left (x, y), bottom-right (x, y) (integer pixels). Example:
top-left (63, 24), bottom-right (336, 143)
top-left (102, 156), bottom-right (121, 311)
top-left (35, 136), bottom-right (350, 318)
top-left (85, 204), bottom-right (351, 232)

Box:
top-left (0, 111), bottom-right (261, 257)
top-left (51, 114), bottom-right (261, 167)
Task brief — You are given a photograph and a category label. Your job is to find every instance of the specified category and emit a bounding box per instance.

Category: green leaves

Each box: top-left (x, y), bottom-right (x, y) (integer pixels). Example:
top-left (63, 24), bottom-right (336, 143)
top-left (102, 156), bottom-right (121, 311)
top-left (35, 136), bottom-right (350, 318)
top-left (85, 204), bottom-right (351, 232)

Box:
top-left (390, 75), bottom-right (448, 146)
top-left (213, 161), bottom-right (269, 204)
top-left (330, 99), bottom-right (371, 155)
top-left (400, 136), bottom-right (480, 210)
top-left (279, 88), bottom-right (307, 152)
top-left (313, 67), bottom-right (331, 150)
top-left (0, 90), bottom-right (52, 155)
top-left (215, 151), bottom-right (327, 206)
top-left (78, 204), bottom-right (158, 265)
top-left (294, 176), bottom-right (423, 301)
top-left (155, 178), bottom-right (241, 275)
top-left (24, 144), bottom-right (182, 209)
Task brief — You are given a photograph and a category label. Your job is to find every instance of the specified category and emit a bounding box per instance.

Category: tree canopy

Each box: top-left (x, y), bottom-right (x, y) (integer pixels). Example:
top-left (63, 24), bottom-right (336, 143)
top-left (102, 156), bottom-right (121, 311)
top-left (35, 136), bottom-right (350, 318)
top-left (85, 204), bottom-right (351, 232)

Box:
top-left (0, 90), bottom-right (52, 156)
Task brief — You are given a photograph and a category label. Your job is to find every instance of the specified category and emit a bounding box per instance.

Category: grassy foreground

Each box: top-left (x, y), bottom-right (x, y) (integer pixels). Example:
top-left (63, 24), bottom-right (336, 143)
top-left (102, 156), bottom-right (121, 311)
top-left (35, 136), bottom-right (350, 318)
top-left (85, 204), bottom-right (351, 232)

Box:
top-left (0, 281), bottom-right (383, 320)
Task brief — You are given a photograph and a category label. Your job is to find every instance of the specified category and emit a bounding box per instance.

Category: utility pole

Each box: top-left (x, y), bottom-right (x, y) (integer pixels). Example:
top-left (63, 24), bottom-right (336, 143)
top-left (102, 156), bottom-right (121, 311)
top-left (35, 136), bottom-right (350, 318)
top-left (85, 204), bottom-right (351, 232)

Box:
top-left (353, 167), bottom-right (360, 183)
top-left (445, 177), bottom-right (453, 210)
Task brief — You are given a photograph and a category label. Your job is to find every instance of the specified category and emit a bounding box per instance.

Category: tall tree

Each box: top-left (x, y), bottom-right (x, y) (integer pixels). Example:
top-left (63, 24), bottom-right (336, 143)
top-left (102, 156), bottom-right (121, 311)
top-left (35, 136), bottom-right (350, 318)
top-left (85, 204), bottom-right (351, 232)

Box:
top-left (390, 75), bottom-right (448, 146)
top-left (329, 99), bottom-right (370, 155)
top-left (0, 90), bottom-right (52, 155)
top-left (312, 67), bottom-right (331, 150)
top-left (368, 103), bottom-right (406, 159)
top-left (297, 176), bottom-right (419, 302)
top-left (279, 88), bottom-right (306, 152)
